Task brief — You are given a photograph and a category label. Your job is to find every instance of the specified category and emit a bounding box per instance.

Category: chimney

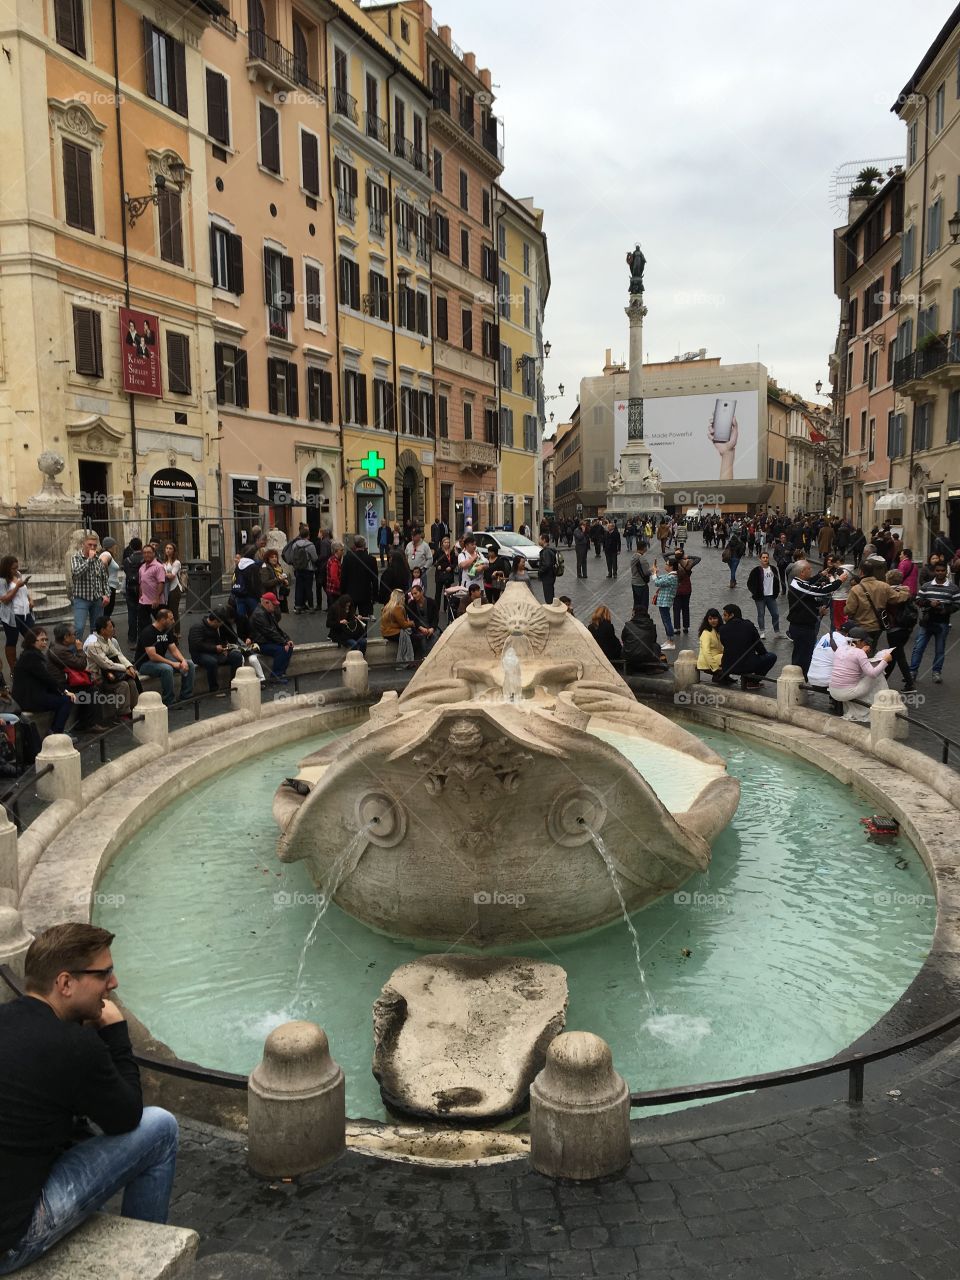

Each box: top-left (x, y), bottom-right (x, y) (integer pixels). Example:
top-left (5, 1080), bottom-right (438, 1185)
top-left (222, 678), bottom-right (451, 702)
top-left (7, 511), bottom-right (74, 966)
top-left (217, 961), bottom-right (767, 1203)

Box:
top-left (480, 68), bottom-right (492, 91)
top-left (604, 347), bottom-right (612, 372)
top-left (438, 24), bottom-right (452, 48)
top-left (463, 51), bottom-right (477, 74)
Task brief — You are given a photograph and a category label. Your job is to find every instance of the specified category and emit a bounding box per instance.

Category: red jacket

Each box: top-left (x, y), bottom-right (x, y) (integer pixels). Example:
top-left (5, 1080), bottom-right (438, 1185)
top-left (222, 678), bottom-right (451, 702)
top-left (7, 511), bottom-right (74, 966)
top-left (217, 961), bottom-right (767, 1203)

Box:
top-left (325, 556), bottom-right (341, 595)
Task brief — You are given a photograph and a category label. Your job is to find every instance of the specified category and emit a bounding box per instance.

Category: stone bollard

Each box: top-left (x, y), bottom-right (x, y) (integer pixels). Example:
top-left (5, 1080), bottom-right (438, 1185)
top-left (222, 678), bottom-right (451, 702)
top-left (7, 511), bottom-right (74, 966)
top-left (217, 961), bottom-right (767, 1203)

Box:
top-left (231, 665), bottom-right (262, 719)
top-left (870, 688), bottom-right (907, 746)
top-left (342, 649), bottom-right (370, 696)
top-left (0, 812), bottom-right (19, 900)
top-left (673, 649), bottom-right (699, 691)
top-left (530, 1031), bottom-right (631, 1181)
top-left (777, 664), bottom-right (805, 717)
top-left (132, 692), bottom-right (168, 751)
top-left (247, 1021), bottom-right (345, 1177)
top-left (35, 734), bottom-right (82, 808)
top-left (0, 890), bottom-right (32, 1000)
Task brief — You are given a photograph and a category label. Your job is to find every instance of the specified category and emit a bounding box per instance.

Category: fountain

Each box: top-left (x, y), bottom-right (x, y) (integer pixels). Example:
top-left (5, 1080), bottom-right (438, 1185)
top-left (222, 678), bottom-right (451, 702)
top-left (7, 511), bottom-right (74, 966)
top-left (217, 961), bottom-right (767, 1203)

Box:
top-left (273, 582), bottom-right (739, 948)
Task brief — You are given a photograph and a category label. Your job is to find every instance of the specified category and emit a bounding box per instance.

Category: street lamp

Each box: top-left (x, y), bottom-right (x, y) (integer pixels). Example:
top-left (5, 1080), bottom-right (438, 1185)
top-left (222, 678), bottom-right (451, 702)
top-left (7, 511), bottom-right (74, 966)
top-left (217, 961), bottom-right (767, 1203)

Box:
top-left (125, 160), bottom-right (186, 227)
top-left (815, 379), bottom-right (823, 395)
top-left (950, 209), bottom-right (960, 243)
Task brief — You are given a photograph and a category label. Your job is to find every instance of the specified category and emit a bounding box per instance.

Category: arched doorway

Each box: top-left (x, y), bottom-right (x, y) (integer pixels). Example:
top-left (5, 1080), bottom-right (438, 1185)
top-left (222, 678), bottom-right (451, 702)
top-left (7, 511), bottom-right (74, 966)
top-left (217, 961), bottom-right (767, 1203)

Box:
top-left (395, 448), bottom-right (425, 533)
top-left (401, 466), bottom-right (418, 529)
top-left (304, 468), bottom-right (333, 539)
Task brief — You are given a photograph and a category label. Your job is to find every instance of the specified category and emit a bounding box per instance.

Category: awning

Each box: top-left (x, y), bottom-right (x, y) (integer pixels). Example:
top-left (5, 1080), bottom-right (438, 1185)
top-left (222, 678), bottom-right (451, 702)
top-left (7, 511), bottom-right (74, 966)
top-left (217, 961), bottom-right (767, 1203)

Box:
top-left (874, 491), bottom-right (908, 510)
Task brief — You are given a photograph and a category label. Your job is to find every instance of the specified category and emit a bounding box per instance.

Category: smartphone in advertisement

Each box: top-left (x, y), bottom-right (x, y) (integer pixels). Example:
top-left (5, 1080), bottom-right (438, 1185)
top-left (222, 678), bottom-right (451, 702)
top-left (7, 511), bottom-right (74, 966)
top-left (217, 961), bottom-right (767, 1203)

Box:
top-left (711, 398), bottom-right (736, 444)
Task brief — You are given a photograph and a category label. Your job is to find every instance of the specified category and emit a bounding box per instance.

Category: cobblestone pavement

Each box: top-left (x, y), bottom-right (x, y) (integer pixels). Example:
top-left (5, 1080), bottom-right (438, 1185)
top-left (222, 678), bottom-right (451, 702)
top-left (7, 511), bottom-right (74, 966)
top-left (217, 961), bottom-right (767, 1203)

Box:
top-left (172, 1036), bottom-right (960, 1279)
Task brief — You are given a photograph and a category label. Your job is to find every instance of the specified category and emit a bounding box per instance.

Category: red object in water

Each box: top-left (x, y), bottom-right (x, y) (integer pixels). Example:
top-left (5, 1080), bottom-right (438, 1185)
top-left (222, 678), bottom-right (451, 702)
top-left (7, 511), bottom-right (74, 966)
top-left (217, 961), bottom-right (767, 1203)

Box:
top-left (860, 815), bottom-right (900, 838)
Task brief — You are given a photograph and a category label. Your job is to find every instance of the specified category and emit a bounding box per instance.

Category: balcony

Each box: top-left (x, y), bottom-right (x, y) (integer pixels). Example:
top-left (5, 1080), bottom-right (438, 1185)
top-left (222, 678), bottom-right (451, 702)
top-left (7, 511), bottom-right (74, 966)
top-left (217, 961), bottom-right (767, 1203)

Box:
top-left (397, 224), bottom-right (411, 252)
top-left (333, 88), bottom-right (359, 125)
top-left (365, 111), bottom-right (388, 147)
top-left (481, 120), bottom-right (503, 163)
top-left (432, 89), bottom-right (451, 113)
top-left (247, 29), bottom-right (320, 97)
top-left (368, 208), bottom-right (386, 238)
top-left (894, 334), bottom-right (960, 395)
top-left (437, 437), bottom-right (497, 471)
top-left (459, 108), bottom-right (475, 137)
top-left (337, 189), bottom-right (356, 221)
top-left (393, 136), bottom-right (430, 176)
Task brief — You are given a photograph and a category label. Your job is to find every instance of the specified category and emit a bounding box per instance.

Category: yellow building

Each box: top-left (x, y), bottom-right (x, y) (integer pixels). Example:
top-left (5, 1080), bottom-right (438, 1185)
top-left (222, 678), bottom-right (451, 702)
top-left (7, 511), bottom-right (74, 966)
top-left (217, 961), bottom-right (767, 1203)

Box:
top-left (327, 0), bottom-right (435, 535)
top-left (493, 188), bottom-right (549, 532)
top-left (0, 0), bottom-right (223, 559)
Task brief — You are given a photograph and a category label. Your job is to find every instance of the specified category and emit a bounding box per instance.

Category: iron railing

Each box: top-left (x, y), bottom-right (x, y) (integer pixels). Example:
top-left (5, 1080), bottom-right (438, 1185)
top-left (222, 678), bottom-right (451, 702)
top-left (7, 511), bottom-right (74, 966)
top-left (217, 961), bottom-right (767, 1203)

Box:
top-left (337, 189), bottom-right (356, 221)
top-left (364, 112), bottom-right (388, 146)
top-left (333, 88), bottom-right (358, 124)
top-left (893, 335), bottom-right (960, 388)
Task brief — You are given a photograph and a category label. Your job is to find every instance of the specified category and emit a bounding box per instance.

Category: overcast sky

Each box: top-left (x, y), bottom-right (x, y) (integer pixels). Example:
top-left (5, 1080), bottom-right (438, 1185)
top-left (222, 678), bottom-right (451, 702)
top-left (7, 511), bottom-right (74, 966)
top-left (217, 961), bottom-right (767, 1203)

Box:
top-left (432, 0), bottom-right (947, 434)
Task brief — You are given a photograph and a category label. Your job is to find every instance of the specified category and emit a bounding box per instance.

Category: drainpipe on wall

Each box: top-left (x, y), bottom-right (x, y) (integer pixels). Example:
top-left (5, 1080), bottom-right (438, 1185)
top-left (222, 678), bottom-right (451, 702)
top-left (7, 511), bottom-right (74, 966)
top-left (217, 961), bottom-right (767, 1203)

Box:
top-left (323, 32), bottom-right (345, 538)
top-left (111, 0), bottom-right (138, 521)
top-left (908, 91), bottom-right (930, 529)
top-left (387, 70), bottom-right (401, 526)
top-left (492, 184), bottom-right (502, 525)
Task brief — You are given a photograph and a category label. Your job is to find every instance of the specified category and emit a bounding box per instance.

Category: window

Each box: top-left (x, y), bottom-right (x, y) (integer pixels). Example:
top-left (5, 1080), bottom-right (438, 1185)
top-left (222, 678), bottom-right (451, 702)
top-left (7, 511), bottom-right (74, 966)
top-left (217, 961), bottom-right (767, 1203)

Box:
top-left (396, 199), bottom-right (412, 251)
top-left (767, 457), bottom-right (774, 479)
top-left (368, 269), bottom-right (389, 322)
top-left (859, 409), bottom-right (867, 450)
top-left (889, 259), bottom-right (901, 307)
top-left (415, 210), bottom-right (431, 261)
top-left (498, 222), bottom-right (506, 258)
top-left (484, 406), bottom-right (497, 443)
top-left (337, 256), bottom-right (361, 311)
top-left (143, 20), bottom-right (187, 116)
top-left (259, 102), bottom-right (280, 174)
top-left (333, 46), bottom-right (347, 96)
top-left (775, 460), bottom-right (783, 480)
top-left (292, 21), bottom-right (310, 87)
top-left (300, 130), bottom-right (320, 197)
top-left (521, 358), bottom-right (536, 399)
top-left (215, 343), bottom-right (248, 407)
top-left (343, 370), bottom-right (367, 424)
top-left (482, 189), bottom-right (490, 227)
top-left (206, 69), bottom-right (230, 146)
top-left (500, 406), bottom-right (514, 447)
top-left (460, 226), bottom-right (470, 269)
top-left (461, 307), bottom-right (473, 351)
top-left (498, 270), bottom-right (510, 319)
top-left (367, 178), bottom-right (387, 237)
top-left (267, 358), bottom-right (298, 417)
top-left (372, 378), bottom-right (393, 431)
top-left (868, 417), bottom-right (876, 462)
top-left (72, 306), bottom-right (102, 377)
top-left (908, 119), bottom-right (918, 167)
top-left (846, 350), bottom-right (853, 389)
top-left (334, 159), bottom-right (357, 220)
top-left (949, 391), bottom-right (960, 444)
top-left (523, 242), bottom-right (530, 274)
top-left (158, 186), bottom-right (183, 266)
top-left (436, 295), bottom-right (448, 340)
top-left (887, 341), bottom-right (895, 383)
top-left (459, 169), bottom-right (468, 210)
top-left (433, 212), bottom-right (449, 256)
top-left (919, 302), bottom-right (939, 340)
top-left (523, 413), bottom-right (538, 451)
top-left (914, 401), bottom-right (933, 451)
top-left (482, 319), bottom-right (498, 359)
top-left (500, 342), bottom-right (512, 391)
top-left (935, 82), bottom-right (946, 134)
top-left (307, 368), bottom-right (334, 423)
top-left (523, 286), bottom-right (531, 330)
top-left (416, 292), bottom-right (429, 337)
top-left (263, 247), bottom-right (294, 336)
top-left (365, 73), bottom-right (379, 131)
top-left (847, 297), bottom-right (858, 337)
top-left (463, 400), bottom-right (473, 440)
top-left (399, 386), bottom-right (413, 434)
top-left (394, 96), bottom-right (406, 143)
top-left (843, 416), bottom-right (850, 453)
top-left (397, 282), bottom-right (416, 331)
top-left (400, 16), bottom-right (410, 41)
top-left (438, 394), bottom-right (448, 438)
top-left (304, 262), bottom-right (324, 325)
top-left (54, 0), bottom-right (86, 56)
top-left (902, 224), bottom-right (915, 276)
top-left (868, 349), bottom-right (878, 390)
top-left (62, 141), bottom-right (94, 233)
top-left (927, 197), bottom-right (943, 256)
top-left (209, 224), bottom-right (244, 294)
top-left (434, 149), bottom-right (443, 194)
top-left (784, 463), bottom-right (789, 483)
top-left (481, 244), bottom-right (497, 284)
top-left (888, 411), bottom-right (906, 458)
top-left (166, 332), bottom-right (191, 395)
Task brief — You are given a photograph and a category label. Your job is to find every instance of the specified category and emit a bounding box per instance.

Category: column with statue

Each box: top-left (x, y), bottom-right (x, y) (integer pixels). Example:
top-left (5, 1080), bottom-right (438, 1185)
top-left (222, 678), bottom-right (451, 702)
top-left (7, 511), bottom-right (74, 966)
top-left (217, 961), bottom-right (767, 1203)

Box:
top-left (605, 245), bottom-right (664, 517)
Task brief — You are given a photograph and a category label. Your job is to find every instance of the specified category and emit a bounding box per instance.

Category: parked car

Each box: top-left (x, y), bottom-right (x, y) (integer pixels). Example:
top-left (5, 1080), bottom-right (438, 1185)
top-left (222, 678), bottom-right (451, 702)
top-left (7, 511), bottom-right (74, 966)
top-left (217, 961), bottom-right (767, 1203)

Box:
top-left (473, 530), bottom-right (541, 572)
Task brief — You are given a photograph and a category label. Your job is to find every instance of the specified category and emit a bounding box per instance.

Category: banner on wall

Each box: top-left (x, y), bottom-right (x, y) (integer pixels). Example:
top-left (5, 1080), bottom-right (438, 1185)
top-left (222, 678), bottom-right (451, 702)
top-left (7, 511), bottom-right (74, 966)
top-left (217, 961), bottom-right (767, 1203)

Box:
top-left (614, 389), bottom-right (761, 485)
top-left (119, 307), bottom-right (162, 397)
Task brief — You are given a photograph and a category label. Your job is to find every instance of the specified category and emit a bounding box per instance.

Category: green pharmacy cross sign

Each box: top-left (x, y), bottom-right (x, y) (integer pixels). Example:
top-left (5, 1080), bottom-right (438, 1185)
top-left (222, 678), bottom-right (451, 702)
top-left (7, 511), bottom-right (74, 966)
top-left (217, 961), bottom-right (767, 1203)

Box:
top-left (360, 450), bottom-right (386, 479)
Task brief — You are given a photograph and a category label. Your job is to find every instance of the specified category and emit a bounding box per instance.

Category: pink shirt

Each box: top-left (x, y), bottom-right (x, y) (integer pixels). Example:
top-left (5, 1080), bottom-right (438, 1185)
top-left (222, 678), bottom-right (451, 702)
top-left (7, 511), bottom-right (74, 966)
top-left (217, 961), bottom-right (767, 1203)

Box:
top-left (829, 644), bottom-right (887, 689)
top-left (138, 559), bottom-right (166, 606)
top-left (898, 558), bottom-right (919, 596)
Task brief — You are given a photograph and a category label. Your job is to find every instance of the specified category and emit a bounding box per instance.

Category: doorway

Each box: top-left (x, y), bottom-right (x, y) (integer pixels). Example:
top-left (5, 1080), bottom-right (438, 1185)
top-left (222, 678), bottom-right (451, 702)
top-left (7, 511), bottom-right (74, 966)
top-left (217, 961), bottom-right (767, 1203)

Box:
top-left (401, 466), bottom-right (418, 531)
top-left (305, 469), bottom-right (331, 539)
top-left (78, 460), bottom-right (110, 540)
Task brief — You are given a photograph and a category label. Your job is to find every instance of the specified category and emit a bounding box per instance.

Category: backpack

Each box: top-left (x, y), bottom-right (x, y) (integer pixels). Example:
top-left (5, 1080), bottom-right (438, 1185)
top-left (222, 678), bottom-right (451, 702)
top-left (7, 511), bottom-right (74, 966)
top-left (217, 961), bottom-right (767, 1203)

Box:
top-left (291, 542), bottom-right (310, 572)
top-left (232, 561), bottom-right (257, 596)
top-left (281, 539), bottom-right (296, 566)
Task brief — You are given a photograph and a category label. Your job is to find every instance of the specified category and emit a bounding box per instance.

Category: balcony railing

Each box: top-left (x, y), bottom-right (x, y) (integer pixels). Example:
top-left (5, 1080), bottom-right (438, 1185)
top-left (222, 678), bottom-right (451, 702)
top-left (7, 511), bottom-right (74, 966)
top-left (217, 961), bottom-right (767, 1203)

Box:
top-left (481, 121), bottom-right (503, 163)
top-left (248, 29), bottom-right (320, 95)
top-left (212, 12), bottom-right (237, 37)
top-left (432, 89), bottom-right (450, 113)
top-left (337, 189), bottom-right (356, 221)
top-left (894, 335), bottom-right (960, 388)
top-left (393, 137), bottom-right (430, 175)
top-left (334, 88), bottom-right (358, 124)
top-left (459, 108), bottom-right (475, 136)
top-left (368, 208), bottom-right (386, 237)
top-left (397, 224), bottom-right (411, 252)
top-left (365, 111), bottom-right (388, 146)
top-left (437, 437), bottom-right (497, 469)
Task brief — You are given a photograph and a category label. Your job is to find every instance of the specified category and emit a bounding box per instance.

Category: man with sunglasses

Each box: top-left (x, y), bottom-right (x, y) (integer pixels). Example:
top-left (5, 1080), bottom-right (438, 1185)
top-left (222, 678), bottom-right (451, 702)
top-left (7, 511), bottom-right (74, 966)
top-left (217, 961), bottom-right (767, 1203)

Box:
top-left (0, 924), bottom-right (178, 1273)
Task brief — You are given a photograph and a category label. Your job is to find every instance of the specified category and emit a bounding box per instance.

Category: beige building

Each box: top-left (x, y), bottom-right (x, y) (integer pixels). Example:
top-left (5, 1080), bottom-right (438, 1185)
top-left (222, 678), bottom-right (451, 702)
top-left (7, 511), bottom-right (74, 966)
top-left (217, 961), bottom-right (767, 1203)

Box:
top-left (552, 410), bottom-right (581, 521)
top-left (891, 11), bottom-right (960, 551)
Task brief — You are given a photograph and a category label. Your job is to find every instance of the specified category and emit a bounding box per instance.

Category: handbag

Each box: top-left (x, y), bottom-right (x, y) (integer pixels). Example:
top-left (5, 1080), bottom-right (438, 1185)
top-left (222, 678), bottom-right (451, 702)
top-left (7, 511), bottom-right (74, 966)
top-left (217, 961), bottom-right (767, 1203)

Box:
top-left (396, 627), bottom-right (415, 664)
top-left (860, 582), bottom-right (890, 635)
top-left (721, 547), bottom-right (732, 563)
top-left (64, 666), bottom-right (94, 688)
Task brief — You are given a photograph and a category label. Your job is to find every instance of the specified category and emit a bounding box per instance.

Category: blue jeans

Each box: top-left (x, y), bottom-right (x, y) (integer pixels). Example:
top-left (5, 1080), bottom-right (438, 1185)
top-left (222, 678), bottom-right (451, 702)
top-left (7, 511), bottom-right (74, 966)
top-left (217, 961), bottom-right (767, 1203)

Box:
top-left (755, 598), bottom-right (780, 632)
top-left (260, 642), bottom-right (293, 677)
top-left (909, 622), bottom-right (950, 676)
top-left (728, 556), bottom-right (741, 585)
top-left (0, 1108), bottom-right (178, 1274)
top-left (294, 569), bottom-right (314, 610)
top-left (194, 650), bottom-right (242, 692)
top-left (138, 659), bottom-right (195, 706)
top-left (72, 597), bottom-right (103, 640)
top-left (658, 605), bottom-right (675, 639)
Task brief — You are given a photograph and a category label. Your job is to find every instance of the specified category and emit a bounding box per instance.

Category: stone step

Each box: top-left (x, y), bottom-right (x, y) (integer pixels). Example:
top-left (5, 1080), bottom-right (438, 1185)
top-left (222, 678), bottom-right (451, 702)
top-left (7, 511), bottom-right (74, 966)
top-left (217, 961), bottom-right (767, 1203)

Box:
top-left (17, 1212), bottom-right (199, 1279)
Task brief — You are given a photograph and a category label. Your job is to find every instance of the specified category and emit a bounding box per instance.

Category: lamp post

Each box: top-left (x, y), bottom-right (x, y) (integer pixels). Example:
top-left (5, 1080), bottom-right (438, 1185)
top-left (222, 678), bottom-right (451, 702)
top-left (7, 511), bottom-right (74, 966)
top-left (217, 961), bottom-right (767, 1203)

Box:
top-left (125, 160), bottom-right (186, 227)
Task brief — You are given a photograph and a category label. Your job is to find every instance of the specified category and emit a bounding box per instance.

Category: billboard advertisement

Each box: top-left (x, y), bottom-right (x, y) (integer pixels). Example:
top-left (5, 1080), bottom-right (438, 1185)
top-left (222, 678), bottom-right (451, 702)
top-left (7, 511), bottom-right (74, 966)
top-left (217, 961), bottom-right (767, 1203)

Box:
top-left (613, 389), bottom-right (760, 486)
top-left (119, 307), bottom-right (162, 397)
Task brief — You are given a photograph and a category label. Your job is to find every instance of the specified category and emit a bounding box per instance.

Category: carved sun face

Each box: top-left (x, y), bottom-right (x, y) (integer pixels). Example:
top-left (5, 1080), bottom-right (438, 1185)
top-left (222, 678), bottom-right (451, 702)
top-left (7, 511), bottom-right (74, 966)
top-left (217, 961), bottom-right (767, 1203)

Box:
top-left (486, 595), bottom-right (549, 656)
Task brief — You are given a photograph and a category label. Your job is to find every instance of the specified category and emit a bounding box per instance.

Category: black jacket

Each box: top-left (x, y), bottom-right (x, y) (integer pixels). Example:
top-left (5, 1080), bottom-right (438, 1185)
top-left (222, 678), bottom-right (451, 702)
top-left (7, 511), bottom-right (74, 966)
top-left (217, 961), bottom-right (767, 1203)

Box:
top-left (248, 606), bottom-right (290, 647)
top-left (0, 998), bottom-right (142, 1253)
top-left (12, 649), bottom-right (64, 708)
top-left (408, 595), bottom-right (439, 630)
top-left (340, 548), bottom-right (380, 612)
top-left (621, 616), bottom-right (664, 670)
top-left (717, 618), bottom-right (766, 677)
top-left (188, 620), bottom-right (229, 660)
top-left (786, 573), bottom-right (843, 628)
top-left (603, 527), bottom-right (622, 554)
top-left (747, 564), bottom-right (780, 600)
top-left (589, 618), bottom-right (622, 662)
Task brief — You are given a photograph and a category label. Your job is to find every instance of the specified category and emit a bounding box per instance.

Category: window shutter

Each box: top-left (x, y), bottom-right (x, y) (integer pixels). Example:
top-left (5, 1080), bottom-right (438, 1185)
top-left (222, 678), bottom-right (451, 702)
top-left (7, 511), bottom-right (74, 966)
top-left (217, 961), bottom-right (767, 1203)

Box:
top-left (143, 20), bottom-right (157, 99)
top-left (206, 69), bottom-right (229, 145)
top-left (263, 247), bottom-right (274, 305)
top-left (349, 165), bottom-right (358, 198)
top-left (417, 293), bottom-right (428, 335)
top-left (357, 373), bottom-right (367, 425)
top-left (55, 0), bottom-right (86, 57)
top-left (307, 368), bottom-right (319, 420)
top-left (351, 261), bottom-right (361, 309)
top-left (166, 332), bottom-right (191, 395)
top-left (158, 188), bottom-right (183, 265)
top-left (286, 362), bottom-right (299, 417)
top-left (385, 382), bottom-right (395, 430)
top-left (228, 232), bottom-right (244, 295)
top-left (951, 287), bottom-right (960, 335)
top-left (215, 343), bottom-right (226, 404)
top-left (209, 224), bottom-right (218, 282)
top-left (171, 37), bottom-right (187, 115)
top-left (63, 142), bottom-right (94, 233)
top-left (236, 349), bottom-right (249, 407)
top-left (260, 104), bottom-right (280, 173)
top-left (73, 308), bottom-right (102, 377)
top-left (320, 370), bottom-right (333, 423)
top-left (301, 131), bottom-right (319, 196)
top-left (281, 255), bottom-right (295, 310)
top-left (267, 358), bottom-right (279, 415)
